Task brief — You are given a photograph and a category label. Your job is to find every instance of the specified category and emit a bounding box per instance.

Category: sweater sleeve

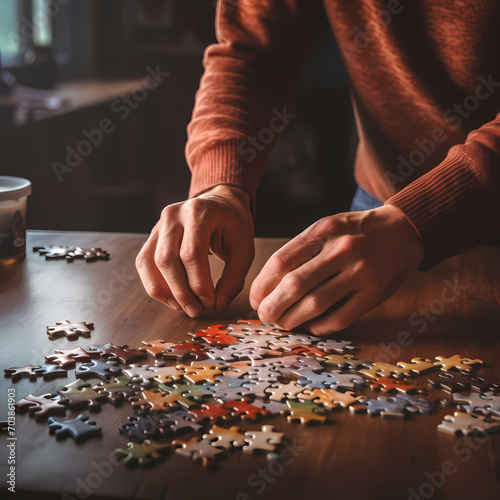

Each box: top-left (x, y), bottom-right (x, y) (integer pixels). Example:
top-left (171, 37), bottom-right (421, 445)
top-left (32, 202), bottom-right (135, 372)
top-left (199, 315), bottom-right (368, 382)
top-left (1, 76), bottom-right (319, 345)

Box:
top-left (386, 112), bottom-right (500, 270)
top-left (185, 0), bottom-right (321, 204)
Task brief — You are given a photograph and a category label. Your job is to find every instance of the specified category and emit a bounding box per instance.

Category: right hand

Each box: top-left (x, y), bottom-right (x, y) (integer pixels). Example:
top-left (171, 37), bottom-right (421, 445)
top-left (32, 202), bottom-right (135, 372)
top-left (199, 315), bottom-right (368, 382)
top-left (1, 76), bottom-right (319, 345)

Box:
top-left (136, 184), bottom-right (255, 317)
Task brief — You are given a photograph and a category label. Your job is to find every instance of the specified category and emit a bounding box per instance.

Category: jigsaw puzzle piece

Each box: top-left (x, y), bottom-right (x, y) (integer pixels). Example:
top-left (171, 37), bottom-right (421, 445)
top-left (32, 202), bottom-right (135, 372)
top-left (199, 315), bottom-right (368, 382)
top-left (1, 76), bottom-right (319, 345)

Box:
top-left (76, 359), bottom-right (122, 380)
top-left (58, 379), bottom-right (108, 411)
top-left (92, 378), bottom-right (138, 405)
top-left (350, 396), bottom-right (408, 419)
top-left (46, 320), bottom-right (94, 340)
top-left (100, 344), bottom-right (147, 364)
top-left (438, 411), bottom-right (500, 437)
top-left (188, 325), bottom-right (239, 346)
top-left (45, 346), bottom-right (99, 367)
top-left (162, 342), bottom-right (208, 361)
top-left (433, 355), bottom-right (483, 372)
top-left (316, 339), bottom-right (354, 352)
top-left (203, 425), bottom-right (247, 449)
top-left (396, 357), bottom-right (439, 376)
top-left (264, 382), bottom-right (306, 401)
top-left (281, 399), bottom-right (329, 425)
top-left (4, 365), bottom-right (40, 382)
top-left (370, 376), bottom-right (426, 395)
top-left (15, 394), bottom-right (68, 421)
top-left (138, 339), bottom-right (176, 357)
top-left (32, 364), bottom-right (69, 380)
top-left (47, 414), bottom-right (102, 442)
top-left (122, 364), bottom-right (157, 384)
top-left (115, 440), bottom-right (172, 467)
top-left (243, 425), bottom-right (284, 453)
top-left (173, 437), bottom-right (225, 467)
top-left (119, 413), bottom-right (173, 442)
top-left (222, 398), bottom-right (270, 420)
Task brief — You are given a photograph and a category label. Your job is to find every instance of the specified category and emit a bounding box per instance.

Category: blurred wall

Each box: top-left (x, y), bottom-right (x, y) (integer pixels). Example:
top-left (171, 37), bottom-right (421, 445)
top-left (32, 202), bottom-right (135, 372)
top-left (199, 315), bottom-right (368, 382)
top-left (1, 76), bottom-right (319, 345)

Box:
top-left (0, 0), bottom-right (356, 237)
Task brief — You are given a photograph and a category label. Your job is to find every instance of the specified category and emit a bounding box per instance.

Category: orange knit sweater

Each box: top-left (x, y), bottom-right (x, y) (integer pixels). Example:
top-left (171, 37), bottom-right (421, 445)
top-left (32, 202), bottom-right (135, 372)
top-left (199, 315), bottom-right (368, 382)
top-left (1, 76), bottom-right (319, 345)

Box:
top-left (185, 0), bottom-right (500, 269)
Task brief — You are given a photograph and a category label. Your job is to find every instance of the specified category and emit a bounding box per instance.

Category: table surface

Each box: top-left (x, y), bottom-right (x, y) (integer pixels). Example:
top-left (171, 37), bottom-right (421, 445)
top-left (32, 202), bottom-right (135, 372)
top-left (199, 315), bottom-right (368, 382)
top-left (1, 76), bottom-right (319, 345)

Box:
top-left (1, 230), bottom-right (499, 500)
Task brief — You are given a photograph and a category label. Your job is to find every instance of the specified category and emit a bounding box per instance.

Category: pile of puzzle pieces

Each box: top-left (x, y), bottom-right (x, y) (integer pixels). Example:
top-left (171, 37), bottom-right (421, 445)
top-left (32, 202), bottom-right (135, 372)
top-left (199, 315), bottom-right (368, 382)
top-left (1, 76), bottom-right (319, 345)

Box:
top-left (5, 319), bottom-right (500, 468)
top-left (33, 245), bottom-right (110, 262)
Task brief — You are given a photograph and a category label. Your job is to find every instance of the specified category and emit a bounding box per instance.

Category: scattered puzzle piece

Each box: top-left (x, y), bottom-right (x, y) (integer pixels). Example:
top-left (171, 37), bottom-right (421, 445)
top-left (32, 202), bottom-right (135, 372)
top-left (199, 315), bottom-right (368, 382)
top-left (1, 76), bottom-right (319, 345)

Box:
top-left (438, 411), bottom-right (500, 437)
top-left (4, 365), bottom-right (40, 382)
top-left (316, 339), bottom-right (354, 352)
top-left (58, 379), bottom-right (108, 411)
top-left (428, 371), bottom-right (472, 393)
top-left (243, 425), bottom-right (284, 453)
top-left (396, 358), bottom-right (438, 376)
top-left (92, 378), bottom-right (137, 405)
top-left (281, 399), bottom-right (329, 425)
top-left (189, 325), bottom-right (239, 346)
top-left (116, 440), bottom-right (171, 467)
top-left (163, 342), bottom-right (208, 361)
top-left (222, 398), bottom-right (270, 420)
top-left (453, 391), bottom-right (500, 417)
top-left (434, 355), bottom-right (483, 372)
top-left (173, 436), bottom-right (225, 467)
top-left (203, 425), bottom-right (246, 449)
top-left (33, 245), bottom-right (74, 259)
top-left (139, 339), bottom-right (176, 357)
top-left (370, 376), bottom-right (426, 395)
top-left (101, 344), bottom-right (147, 364)
top-left (119, 413), bottom-right (173, 442)
top-left (265, 382), bottom-right (306, 401)
top-left (48, 414), bottom-right (102, 442)
top-left (350, 396), bottom-right (408, 419)
top-left (47, 320), bottom-right (94, 340)
top-left (32, 364), bottom-right (69, 380)
top-left (45, 347), bottom-right (98, 368)
top-left (15, 394), bottom-right (68, 421)
top-left (76, 359), bottom-right (122, 380)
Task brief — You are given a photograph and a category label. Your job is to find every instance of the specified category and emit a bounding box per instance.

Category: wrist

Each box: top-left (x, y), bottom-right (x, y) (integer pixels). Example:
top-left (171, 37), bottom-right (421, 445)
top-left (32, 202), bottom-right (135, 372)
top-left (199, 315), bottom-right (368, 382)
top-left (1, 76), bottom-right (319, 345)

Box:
top-left (378, 204), bottom-right (425, 269)
top-left (197, 184), bottom-right (252, 213)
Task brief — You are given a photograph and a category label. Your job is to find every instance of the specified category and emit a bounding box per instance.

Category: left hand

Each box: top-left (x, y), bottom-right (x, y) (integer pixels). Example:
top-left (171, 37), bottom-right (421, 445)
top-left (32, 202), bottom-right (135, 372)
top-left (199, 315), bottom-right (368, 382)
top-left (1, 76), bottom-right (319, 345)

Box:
top-left (249, 205), bottom-right (424, 335)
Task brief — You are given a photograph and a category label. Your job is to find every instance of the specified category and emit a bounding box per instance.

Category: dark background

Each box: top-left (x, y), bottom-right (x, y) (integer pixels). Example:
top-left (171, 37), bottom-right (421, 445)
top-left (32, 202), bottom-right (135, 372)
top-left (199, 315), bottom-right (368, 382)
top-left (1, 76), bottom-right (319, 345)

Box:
top-left (0, 0), bottom-right (357, 237)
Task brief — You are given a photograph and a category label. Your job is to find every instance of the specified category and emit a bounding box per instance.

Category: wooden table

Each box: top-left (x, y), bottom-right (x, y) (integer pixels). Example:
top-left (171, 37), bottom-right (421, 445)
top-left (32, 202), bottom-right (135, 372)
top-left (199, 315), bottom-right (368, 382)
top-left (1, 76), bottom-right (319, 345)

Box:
top-left (1, 230), bottom-right (499, 500)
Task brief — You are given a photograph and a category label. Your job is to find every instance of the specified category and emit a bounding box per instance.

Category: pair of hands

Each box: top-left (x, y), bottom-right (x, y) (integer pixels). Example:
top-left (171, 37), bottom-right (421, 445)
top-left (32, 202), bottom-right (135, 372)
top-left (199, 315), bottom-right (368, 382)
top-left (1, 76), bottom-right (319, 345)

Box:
top-left (136, 185), bottom-right (424, 335)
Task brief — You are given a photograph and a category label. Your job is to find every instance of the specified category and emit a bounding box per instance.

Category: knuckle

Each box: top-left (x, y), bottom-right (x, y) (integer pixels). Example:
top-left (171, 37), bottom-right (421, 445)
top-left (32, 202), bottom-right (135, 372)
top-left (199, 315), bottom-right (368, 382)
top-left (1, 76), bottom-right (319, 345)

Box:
top-left (161, 204), bottom-right (177, 220)
top-left (283, 272), bottom-right (304, 296)
top-left (337, 234), bottom-right (362, 256)
top-left (154, 250), bottom-right (174, 270)
top-left (306, 293), bottom-right (326, 314)
top-left (179, 244), bottom-right (202, 265)
top-left (270, 251), bottom-right (290, 274)
top-left (312, 216), bottom-right (339, 236)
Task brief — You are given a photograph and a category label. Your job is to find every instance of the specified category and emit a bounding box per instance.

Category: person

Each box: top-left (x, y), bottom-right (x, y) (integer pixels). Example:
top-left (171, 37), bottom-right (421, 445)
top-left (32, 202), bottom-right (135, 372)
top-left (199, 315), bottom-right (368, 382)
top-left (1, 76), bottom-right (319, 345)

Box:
top-left (136, 0), bottom-right (500, 336)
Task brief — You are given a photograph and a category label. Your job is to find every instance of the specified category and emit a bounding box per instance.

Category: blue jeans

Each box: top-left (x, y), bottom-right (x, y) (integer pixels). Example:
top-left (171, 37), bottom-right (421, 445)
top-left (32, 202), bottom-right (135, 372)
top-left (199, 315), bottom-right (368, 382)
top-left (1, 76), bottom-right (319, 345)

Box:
top-left (350, 185), bottom-right (383, 212)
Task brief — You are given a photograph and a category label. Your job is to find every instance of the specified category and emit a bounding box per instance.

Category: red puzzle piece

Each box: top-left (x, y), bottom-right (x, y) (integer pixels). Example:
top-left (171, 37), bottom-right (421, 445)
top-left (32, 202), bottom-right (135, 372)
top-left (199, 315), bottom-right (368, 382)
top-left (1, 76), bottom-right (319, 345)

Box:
top-left (222, 398), bottom-right (270, 420)
top-left (189, 325), bottom-right (240, 346)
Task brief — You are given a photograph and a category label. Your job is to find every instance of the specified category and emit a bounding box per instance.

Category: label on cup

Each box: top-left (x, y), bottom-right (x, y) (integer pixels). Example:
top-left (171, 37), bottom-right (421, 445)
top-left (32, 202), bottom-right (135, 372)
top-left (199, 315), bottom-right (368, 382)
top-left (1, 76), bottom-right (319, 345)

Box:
top-left (0, 209), bottom-right (26, 259)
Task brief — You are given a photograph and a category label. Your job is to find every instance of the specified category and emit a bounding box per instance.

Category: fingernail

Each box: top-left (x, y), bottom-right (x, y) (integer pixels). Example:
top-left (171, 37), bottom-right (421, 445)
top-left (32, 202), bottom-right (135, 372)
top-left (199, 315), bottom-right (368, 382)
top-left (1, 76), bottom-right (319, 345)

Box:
top-left (216, 295), bottom-right (231, 314)
top-left (166, 299), bottom-right (181, 311)
top-left (199, 295), bottom-right (215, 309)
top-left (185, 304), bottom-right (202, 318)
top-left (249, 298), bottom-right (259, 310)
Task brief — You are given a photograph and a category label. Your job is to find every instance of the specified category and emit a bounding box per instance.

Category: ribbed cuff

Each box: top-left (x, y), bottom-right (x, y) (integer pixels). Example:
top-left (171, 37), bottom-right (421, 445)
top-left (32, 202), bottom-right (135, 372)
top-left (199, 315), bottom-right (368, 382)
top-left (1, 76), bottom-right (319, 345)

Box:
top-left (386, 148), bottom-right (493, 270)
top-left (188, 138), bottom-right (263, 213)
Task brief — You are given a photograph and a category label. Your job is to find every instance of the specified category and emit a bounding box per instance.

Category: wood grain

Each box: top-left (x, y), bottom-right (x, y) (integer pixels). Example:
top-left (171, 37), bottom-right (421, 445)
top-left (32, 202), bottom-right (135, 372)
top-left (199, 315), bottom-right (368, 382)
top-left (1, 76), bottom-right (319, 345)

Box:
top-left (1, 230), bottom-right (499, 500)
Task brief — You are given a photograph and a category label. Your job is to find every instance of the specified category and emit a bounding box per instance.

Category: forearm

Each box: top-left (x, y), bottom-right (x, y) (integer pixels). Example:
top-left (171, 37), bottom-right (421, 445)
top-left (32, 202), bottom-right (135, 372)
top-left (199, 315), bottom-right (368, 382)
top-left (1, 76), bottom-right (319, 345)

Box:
top-left (186, 0), bottom-right (321, 203)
